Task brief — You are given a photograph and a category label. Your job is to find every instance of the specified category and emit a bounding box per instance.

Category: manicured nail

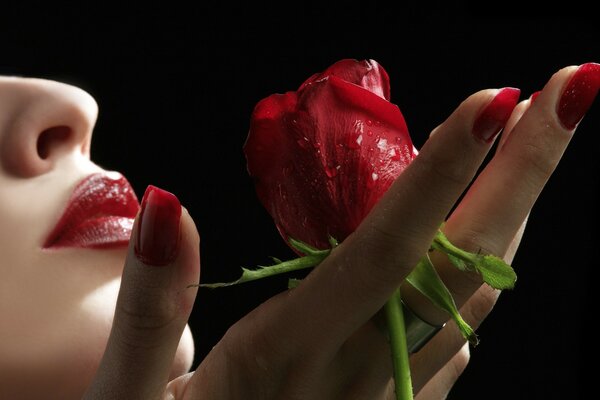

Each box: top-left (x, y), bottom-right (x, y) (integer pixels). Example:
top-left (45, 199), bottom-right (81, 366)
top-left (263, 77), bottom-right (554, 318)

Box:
top-left (135, 185), bottom-right (181, 266)
top-left (557, 62), bottom-right (600, 130)
top-left (530, 90), bottom-right (542, 104)
top-left (473, 87), bottom-right (521, 142)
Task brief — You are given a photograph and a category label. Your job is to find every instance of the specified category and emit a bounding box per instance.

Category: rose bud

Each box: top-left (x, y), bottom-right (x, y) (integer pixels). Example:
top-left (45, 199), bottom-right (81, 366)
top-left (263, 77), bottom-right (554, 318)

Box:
top-left (244, 59), bottom-right (417, 251)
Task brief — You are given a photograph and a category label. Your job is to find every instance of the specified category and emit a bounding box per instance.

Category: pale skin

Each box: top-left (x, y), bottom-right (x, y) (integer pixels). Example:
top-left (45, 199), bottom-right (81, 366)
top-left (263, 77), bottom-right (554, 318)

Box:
top-left (0, 65), bottom-right (588, 399)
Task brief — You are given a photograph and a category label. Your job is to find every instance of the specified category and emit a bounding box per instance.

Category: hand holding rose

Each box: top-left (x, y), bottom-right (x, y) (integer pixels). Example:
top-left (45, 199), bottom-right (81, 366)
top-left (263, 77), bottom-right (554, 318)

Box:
top-left (83, 61), bottom-right (599, 399)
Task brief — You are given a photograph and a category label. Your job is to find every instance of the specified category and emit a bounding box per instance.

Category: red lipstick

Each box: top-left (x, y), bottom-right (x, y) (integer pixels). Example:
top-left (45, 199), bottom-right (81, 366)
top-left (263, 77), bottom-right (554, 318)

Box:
top-left (43, 172), bottom-right (140, 249)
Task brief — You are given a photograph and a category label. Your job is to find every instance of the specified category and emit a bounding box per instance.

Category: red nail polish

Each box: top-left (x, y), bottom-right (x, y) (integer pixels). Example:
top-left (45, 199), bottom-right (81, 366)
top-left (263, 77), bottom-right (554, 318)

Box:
top-left (530, 90), bottom-right (542, 104)
top-left (473, 87), bottom-right (521, 143)
top-left (557, 62), bottom-right (600, 130)
top-left (135, 185), bottom-right (181, 266)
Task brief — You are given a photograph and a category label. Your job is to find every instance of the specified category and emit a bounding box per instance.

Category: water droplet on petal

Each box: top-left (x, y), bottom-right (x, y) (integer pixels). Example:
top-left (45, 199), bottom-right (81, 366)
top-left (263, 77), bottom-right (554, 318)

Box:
top-left (390, 148), bottom-right (402, 161)
top-left (348, 133), bottom-right (363, 149)
top-left (366, 119), bottom-right (373, 126)
top-left (325, 164), bottom-right (340, 178)
top-left (367, 130), bottom-right (373, 137)
top-left (367, 172), bottom-right (380, 188)
top-left (297, 136), bottom-right (310, 149)
top-left (354, 119), bottom-right (365, 134)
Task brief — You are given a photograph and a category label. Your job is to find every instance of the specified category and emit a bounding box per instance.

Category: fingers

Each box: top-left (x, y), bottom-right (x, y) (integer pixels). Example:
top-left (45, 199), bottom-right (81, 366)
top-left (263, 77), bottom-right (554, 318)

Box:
top-left (283, 88), bottom-right (520, 349)
top-left (83, 186), bottom-right (200, 400)
top-left (410, 284), bottom-right (499, 394)
top-left (413, 343), bottom-right (471, 400)
top-left (403, 63), bottom-right (600, 324)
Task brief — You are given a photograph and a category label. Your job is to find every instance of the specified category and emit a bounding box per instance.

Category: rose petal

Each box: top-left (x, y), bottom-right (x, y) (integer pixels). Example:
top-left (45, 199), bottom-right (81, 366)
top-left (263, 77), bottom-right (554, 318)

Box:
top-left (245, 60), bottom-right (414, 250)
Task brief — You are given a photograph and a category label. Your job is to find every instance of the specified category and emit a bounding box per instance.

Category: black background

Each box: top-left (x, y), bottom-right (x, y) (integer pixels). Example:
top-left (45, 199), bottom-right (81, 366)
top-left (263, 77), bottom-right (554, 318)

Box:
top-left (2, 5), bottom-right (598, 399)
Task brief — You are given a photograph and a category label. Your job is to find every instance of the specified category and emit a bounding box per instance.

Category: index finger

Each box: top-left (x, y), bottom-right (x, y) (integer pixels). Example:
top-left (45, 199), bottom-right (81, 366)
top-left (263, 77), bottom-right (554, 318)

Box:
top-left (83, 186), bottom-right (200, 400)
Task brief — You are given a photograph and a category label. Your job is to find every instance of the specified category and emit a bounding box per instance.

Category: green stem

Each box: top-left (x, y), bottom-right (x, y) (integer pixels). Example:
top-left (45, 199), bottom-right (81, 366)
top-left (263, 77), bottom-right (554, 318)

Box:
top-left (194, 253), bottom-right (328, 288)
top-left (432, 231), bottom-right (475, 264)
top-left (384, 288), bottom-right (413, 400)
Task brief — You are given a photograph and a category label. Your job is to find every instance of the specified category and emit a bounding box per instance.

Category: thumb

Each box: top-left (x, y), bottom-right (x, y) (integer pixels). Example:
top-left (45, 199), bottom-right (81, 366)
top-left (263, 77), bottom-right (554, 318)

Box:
top-left (83, 185), bottom-right (200, 400)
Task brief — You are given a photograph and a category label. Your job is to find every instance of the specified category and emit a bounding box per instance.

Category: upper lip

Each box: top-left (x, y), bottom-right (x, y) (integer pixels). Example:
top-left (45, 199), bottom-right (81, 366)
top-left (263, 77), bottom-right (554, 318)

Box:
top-left (43, 172), bottom-right (140, 249)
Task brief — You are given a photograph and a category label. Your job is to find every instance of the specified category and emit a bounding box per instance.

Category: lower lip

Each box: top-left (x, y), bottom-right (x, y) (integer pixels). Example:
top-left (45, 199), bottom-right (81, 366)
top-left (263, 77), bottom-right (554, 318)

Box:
top-left (43, 173), bottom-right (140, 249)
top-left (51, 216), bottom-right (135, 249)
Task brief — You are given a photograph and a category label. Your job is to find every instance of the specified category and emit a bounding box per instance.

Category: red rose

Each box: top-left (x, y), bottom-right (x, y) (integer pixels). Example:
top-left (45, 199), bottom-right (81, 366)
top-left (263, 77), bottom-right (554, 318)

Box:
top-left (244, 59), bottom-right (417, 250)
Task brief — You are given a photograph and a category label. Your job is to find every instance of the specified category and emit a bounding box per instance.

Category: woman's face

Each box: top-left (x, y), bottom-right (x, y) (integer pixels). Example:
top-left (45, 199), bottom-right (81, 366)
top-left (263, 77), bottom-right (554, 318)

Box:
top-left (0, 77), bottom-right (194, 398)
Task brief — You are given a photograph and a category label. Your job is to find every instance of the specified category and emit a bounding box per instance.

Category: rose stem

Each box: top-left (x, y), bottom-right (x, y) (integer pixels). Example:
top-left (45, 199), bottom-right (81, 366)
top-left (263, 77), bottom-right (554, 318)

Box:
top-left (384, 288), bottom-right (413, 400)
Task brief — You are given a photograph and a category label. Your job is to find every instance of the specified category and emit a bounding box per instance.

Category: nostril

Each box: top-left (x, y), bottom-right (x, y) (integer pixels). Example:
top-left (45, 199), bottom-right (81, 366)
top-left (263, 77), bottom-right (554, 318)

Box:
top-left (36, 126), bottom-right (72, 159)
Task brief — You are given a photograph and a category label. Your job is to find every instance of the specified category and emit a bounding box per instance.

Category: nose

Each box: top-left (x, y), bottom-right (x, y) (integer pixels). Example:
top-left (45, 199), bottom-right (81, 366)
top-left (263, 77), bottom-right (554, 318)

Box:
top-left (0, 76), bottom-right (98, 177)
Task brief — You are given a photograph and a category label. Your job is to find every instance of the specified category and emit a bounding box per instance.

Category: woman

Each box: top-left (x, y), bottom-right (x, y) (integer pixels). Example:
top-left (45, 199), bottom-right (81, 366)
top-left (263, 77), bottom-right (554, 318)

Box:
top-left (0, 62), bottom-right (597, 399)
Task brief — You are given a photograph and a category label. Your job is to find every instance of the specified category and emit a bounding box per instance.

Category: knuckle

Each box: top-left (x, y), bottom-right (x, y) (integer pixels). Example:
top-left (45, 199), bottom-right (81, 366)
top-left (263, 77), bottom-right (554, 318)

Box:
top-left (462, 286), bottom-right (500, 328)
top-left (447, 223), bottom-right (497, 255)
top-left (220, 305), bottom-right (317, 399)
top-left (418, 134), bottom-right (480, 189)
top-left (514, 118), bottom-right (564, 181)
top-left (353, 224), bottom-right (424, 284)
top-left (520, 140), bottom-right (558, 181)
top-left (115, 288), bottom-right (177, 343)
top-left (448, 344), bottom-right (471, 379)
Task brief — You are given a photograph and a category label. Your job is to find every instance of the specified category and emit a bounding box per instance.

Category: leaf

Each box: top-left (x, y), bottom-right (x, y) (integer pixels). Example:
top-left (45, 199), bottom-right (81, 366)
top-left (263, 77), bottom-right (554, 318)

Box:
top-left (433, 228), bottom-right (517, 290)
top-left (446, 252), bottom-right (468, 272)
top-left (405, 255), bottom-right (478, 346)
top-left (474, 255), bottom-right (517, 290)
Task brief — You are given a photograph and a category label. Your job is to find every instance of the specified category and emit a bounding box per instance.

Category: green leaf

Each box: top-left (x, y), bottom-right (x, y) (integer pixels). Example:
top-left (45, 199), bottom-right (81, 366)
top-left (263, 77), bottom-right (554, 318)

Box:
top-left (433, 229), bottom-right (517, 290)
top-left (473, 255), bottom-right (517, 290)
top-left (446, 252), bottom-right (468, 272)
top-left (406, 255), bottom-right (478, 346)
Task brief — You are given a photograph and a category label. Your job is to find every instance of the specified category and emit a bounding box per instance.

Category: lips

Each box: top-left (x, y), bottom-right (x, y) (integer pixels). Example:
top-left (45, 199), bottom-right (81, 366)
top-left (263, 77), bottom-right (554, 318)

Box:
top-left (43, 172), bottom-right (140, 249)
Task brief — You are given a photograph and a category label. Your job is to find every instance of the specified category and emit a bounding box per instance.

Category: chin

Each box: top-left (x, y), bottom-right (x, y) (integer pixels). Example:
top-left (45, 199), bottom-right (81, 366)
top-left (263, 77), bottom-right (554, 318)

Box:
top-left (0, 324), bottom-right (195, 400)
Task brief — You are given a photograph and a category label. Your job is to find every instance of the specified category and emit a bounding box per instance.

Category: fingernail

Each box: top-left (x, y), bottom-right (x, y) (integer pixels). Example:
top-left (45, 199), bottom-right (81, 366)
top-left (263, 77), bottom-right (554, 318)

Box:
top-left (530, 90), bottom-right (542, 104)
top-left (473, 87), bottom-right (521, 143)
top-left (135, 185), bottom-right (181, 266)
top-left (557, 62), bottom-right (600, 130)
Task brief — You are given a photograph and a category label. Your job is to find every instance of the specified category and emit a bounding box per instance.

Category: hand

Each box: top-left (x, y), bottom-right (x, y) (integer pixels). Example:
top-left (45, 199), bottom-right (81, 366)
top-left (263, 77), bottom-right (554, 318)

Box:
top-left (83, 64), bottom-right (594, 399)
